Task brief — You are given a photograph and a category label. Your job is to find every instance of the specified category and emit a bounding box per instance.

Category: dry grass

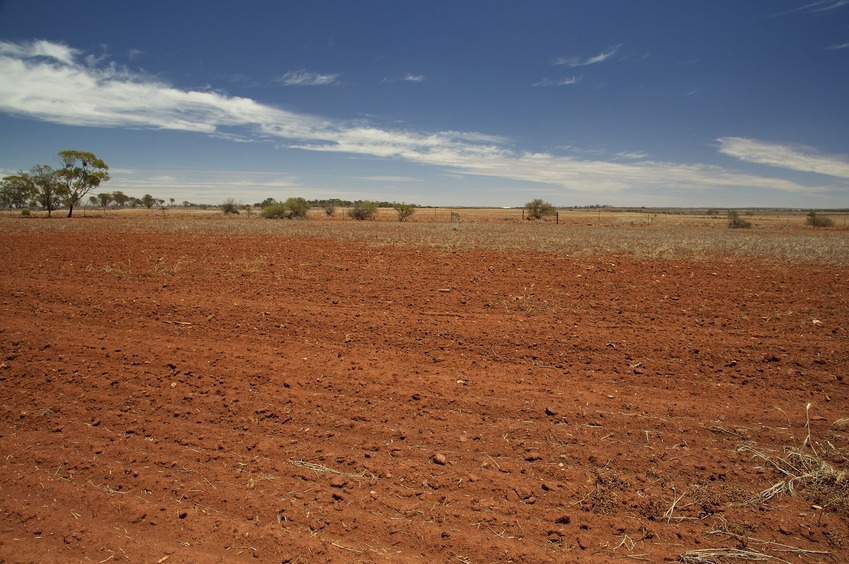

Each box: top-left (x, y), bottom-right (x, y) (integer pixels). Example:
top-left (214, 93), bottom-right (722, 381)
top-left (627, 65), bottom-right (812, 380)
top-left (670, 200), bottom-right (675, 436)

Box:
top-left (737, 405), bottom-right (849, 514)
top-left (2, 208), bottom-right (848, 265)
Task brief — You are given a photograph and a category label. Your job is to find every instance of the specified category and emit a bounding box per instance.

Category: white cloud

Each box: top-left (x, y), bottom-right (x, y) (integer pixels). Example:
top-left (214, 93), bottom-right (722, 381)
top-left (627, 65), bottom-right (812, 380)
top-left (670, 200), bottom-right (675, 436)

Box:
top-left (0, 40), bottom-right (841, 201)
top-left (359, 175), bottom-right (423, 182)
top-left (279, 70), bottom-right (340, 86)
top-left (826, 42), bottom-right (849, 50)
top-left (717, 137), bottom-right (849, 180)
top-left (553, 45), bottom-right (621, 67)
top-left (403, 74), bottom-right (425, 82)
top-left (533, 76), bottom-right (581, 87)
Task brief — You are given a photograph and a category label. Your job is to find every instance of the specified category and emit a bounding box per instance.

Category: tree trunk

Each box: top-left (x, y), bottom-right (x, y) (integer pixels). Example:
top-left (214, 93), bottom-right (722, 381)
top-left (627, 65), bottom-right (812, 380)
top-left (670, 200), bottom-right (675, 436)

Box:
top-left (67, 205), bottom-right (73, 218)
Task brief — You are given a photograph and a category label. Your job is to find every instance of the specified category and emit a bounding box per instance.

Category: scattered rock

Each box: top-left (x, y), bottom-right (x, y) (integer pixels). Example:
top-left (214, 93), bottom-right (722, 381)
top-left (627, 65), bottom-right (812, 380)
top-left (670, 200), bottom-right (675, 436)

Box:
top-left (524, 451), bottom-right (542, 462)
top-left (433, 453), bottom-right (447, 465)
top-left (330, 475), bottom-right (348, 488)
top-left (779, 522), bottom-right (798, 536)
top-left (577, 535), bottom-right (590, 550)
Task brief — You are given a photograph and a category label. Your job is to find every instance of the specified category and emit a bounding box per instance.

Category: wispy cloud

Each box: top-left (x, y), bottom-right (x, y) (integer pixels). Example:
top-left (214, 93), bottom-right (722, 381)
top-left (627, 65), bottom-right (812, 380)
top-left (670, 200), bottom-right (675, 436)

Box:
top-left (0, 40), bottom-right (840, 200)
top-left (553, 45), bottom-right (621, 67)
top-left (359, 175), bottom-right (423, 182)
top-left (799, 0), bottom-right (849, 11)
top-left (826, 42), bottom-right (849, 50)
top-left (718, 137), bottom-right (849, 180)
top-left (383, 73), bottom-right (427, 83)
top-left (773, 0), bottom-right (849, 15)
top-left (533, 76), bottom-right (581, 87)
top-left (279, 69), bottom-right (340, 86)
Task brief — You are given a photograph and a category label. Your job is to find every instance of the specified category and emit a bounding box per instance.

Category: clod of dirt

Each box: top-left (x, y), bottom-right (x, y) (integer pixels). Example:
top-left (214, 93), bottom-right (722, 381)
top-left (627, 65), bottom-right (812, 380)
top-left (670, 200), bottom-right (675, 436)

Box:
top-left (577, 535), bottom-right (590, 550)
top-left (330, 476), bottom-right (348, 488)
top-left (433, 453), bottom-right (447, 465)
top-left (524, 451), bottom-right (542, 461)
top-left (544, 407), bottom-right (558, 417)
top-left (555, 515), bottom-right (571, 525)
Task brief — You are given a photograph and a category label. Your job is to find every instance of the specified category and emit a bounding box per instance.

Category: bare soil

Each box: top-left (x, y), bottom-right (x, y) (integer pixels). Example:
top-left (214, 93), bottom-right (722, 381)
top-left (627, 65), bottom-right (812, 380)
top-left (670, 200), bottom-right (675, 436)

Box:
top-left (1, 220), bottom-right (848, 562)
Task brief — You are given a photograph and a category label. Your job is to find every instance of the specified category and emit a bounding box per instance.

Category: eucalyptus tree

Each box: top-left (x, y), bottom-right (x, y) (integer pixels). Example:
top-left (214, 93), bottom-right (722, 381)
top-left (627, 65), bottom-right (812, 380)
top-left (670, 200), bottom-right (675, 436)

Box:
top-left (29, 164), bottom-right (61, 217)
top-left (56, 150), bottom-right (110, 217)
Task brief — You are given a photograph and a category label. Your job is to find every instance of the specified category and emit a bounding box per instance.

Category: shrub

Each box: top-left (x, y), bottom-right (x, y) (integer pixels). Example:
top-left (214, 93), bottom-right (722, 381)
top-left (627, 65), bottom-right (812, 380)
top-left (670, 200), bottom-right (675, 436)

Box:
top-left (220, 198), bottom-right (240, 215)
top-left (525, 198), bottom-right (555, 220)
top-left (392, 202), bottom-right (416, 222)
top-left (727, 210), bottom-right (752, 229)
top-left (323, 202), bottom-right (336, 217)
top-left (261, 197), bottom-right (310, 219)
top-left (806, 211), bottom-right (834, 228)
top-left (283, 197), bottom-right (310, 219)
top-left (20, 209), bottom-right (31, 217)
top-left (261, 203), bottom-right (290, 219)
top-left (349, 200), bottom-right (379, 221)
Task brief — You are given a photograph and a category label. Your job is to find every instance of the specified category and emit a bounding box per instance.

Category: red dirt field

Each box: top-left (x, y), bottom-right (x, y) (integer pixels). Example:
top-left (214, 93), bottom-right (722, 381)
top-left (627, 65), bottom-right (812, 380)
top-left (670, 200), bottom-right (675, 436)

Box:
top-left (1, 217), bottom-right (848, 563)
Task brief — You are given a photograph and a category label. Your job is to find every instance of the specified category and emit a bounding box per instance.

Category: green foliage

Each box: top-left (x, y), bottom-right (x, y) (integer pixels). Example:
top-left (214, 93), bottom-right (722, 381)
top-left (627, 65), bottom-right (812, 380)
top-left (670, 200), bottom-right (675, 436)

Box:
top-left (97, 192), bottom-right (114, 208)
top-left (524, 198), bottom-right (555, 220)
top-left (392, 202), bottom-right (416, 222)
top-left (806, 211), bottom-right (834, 228)
top-left (727, 210), bottom-right (752, 229)
top-left (261, 197), bottom-right (310, 219)
top-left (20, 209), bottom-right (31, 217)
top-left (56, 150), bottom-right (109, 217)
top-left (28, 164), bottom-right (61, 217)
top-left (0, 173), bottom-right (36, 209)
top-left (112, 191), bottom-right (130, 207)
top-left (141, 194), bottom-right (156, 209)
top-left (283, 197), bottom-right (310, 219)
top-left (323, 202), bottom-right (337, 217)
top-left (349, 200), bottom-right (379, 220)
top-left (220, 198), bottom-right (240, 215)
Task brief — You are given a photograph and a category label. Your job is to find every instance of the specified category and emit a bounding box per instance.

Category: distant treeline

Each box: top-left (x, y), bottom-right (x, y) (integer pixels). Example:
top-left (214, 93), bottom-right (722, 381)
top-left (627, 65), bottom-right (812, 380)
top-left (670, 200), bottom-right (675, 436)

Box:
top-left (254, 197), bottom-right (425, 209)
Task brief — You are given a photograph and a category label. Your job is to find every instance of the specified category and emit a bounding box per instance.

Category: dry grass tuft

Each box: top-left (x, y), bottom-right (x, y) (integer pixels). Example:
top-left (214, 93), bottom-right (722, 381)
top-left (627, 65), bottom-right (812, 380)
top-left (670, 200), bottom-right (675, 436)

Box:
top-left (736, 405), bottom-right (849, 514)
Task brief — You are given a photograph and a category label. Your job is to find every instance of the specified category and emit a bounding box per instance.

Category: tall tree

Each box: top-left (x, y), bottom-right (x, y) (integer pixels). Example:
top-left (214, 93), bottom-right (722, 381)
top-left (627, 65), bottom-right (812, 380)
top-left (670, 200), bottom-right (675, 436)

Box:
top-left (97, 192), bottom-right (114, 209)
top-left (112, 191), bottom-right (130, 207)
top-left (56, 150), bottom-right (110, 217)
top-left (0, 173), bottom-right (36, 210)
top-left (29, 164), bottom-right (61, 217)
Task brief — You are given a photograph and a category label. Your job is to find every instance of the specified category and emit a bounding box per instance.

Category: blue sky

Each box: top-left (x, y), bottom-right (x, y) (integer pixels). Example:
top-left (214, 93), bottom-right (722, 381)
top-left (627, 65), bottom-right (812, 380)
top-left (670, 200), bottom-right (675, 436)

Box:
top-left (1, 1), bottom-right (848, 208)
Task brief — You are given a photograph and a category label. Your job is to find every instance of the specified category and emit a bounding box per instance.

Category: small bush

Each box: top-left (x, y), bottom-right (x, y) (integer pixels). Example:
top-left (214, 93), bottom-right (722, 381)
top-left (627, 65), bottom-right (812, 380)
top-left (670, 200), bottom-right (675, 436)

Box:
top-left (349, 200), bottom-right (379, 221)
top-left (220, 198), bottom-right (240, 215)
top-left (392, 202), bottom-right (416, 222)
top-left (323, 202), bottom-right (336, 217)
top-left (20, 209), bottom-right (31, 217)
top-left (261, 203), bottom-right (290, 219)
top-left (525, 198), bottom-right (555, 220)
top-left (261, 197), bottom-right (310, 219)
top-left (727, 210), bottom-right (752, 229)
top-left (806, 211), bottom-right (834, 228)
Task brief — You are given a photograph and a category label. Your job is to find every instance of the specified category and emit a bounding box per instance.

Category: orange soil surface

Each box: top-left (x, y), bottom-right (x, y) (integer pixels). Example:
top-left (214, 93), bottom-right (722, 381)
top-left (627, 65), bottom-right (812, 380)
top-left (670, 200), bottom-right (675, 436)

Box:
top-left (1, 224), bottom-right (847, 562)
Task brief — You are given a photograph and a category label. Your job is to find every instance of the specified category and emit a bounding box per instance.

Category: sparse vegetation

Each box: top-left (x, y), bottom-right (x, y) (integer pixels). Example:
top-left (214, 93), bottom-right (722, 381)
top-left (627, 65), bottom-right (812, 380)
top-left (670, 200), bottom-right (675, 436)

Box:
top-left (524, 198), bottom-right (555, 220)
top-left (727, 210), bottom-right (752, 228)
top-left (392, 202), bottom-right (416, 222)
top-left (261, 197), bottom-right (310, 219)
top-left (220, 198), bottom-right (240, 215)
top-left (349, 200), bottom-right (379, 220)
top-left (807, 211), bottom-right (834, 228)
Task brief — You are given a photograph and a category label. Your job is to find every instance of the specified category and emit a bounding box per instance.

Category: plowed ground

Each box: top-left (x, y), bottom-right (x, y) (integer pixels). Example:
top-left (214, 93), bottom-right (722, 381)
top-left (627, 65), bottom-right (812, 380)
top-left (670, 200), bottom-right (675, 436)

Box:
top-left (1, 219), bottom-right (848, 562)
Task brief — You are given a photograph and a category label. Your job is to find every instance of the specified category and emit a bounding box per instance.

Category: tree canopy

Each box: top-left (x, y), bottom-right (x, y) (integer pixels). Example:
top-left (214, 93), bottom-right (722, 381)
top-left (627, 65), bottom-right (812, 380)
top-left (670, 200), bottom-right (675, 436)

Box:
top-left (56, 150), bottom-right (110, 217)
